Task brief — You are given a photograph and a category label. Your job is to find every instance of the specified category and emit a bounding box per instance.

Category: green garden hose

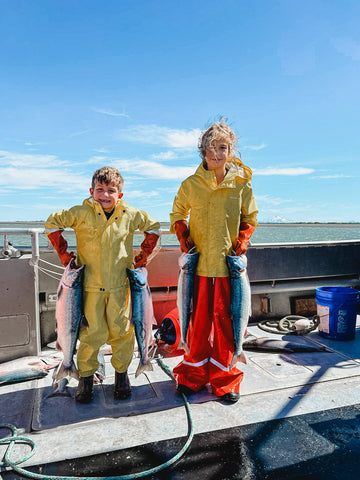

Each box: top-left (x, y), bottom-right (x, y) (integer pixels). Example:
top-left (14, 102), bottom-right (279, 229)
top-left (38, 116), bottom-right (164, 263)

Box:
top-left (0, 355), bottom-right (194, 479)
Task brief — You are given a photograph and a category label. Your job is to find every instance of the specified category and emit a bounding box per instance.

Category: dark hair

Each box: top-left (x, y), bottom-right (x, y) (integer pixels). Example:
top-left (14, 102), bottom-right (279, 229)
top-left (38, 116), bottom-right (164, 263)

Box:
top-left (92, 167), bottom-right (124, 191)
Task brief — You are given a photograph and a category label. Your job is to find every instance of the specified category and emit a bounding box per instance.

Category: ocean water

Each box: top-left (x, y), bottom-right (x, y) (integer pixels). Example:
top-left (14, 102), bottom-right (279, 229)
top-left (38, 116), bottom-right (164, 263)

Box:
top-left (0, 222), bottom-right (359, 248)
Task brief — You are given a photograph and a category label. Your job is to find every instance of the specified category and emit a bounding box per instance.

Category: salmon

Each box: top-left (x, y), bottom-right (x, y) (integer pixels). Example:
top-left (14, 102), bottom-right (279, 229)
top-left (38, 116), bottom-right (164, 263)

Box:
top-left (226, 254), bottom-right (251, 368)
top-left (127, 267), bottom-right (156, 377)
top-left (176, 247), bottom-right (200, 355)
top-left (53, 258), bottom-right (85, 383)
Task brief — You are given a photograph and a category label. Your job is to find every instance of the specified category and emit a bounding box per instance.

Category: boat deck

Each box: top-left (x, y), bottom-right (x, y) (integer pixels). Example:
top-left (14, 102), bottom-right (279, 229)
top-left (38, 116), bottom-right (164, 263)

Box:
top-left (2, 318), bottom-right (360, 479)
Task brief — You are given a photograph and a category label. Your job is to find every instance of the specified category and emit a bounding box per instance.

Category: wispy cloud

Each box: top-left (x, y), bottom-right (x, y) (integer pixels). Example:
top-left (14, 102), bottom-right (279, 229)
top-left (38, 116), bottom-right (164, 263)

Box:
top-left (0, 150), bottom-right (67, 168)
top-left (0, 150), bottom-right (89, 192)
top-left (253, 167), bottom-right (314, 176)
top-left (311, 174), bottom-right (353, 179)
top-left (115, 124), bottom-right (201, 149)
top-left (255, 194), bottom-right (292, 206)
top-left (24, 141), bottom-right (45, 146)
top-left (93, 148), bottom-right (109, 153)
top-left (68, 129), bottom-right (92, 138)
top-left (151, 151), bottom-right (179, 160)
top-left (92, 107), bottom-right (130, 118)
top-left (123, 190), bottom-right (159, 198)
top-left (333, 37), bottom-right (360, 61)
top-left (0, 166), bottom-right (89, 192)
top-left (112, 158), bottom-right (197, 180)
top-left (88, 155), bottom-right (109, 164)
top-left (242, 143), bottom-right (267, 151)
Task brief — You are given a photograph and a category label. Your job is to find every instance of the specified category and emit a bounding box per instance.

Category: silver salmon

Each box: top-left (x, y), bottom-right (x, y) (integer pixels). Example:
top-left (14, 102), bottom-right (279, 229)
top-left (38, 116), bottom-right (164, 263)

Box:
top-left (53, 258), bottom-right (85, 383)
top-left (127, 267), bottom-right (156, 377)
top-left (226, 254), bottom-right (250, 368)
top-left (177, 247), bottom-right (200, 354)
top-left (0, 354), bottom-right (61, 386)
top-left (243, 337), bottom-right (328, 353)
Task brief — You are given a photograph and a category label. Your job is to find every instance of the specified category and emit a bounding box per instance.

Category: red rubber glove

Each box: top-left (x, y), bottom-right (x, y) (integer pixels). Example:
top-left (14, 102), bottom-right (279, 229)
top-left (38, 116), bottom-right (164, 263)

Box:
top-left (174, 220), bottom-right (194, 253)
top-left (47, 230), bottom-right (75, 267)
top-left (232, 222), bottom-right (256, 255)
top-left (134, 233), bottom-right (160, 268)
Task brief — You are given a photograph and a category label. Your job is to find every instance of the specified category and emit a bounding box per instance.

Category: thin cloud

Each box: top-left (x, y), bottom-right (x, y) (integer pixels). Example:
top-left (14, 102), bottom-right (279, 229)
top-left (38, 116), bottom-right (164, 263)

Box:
top-left (253, 167), bottom-right (314, 176)
top-left (92, 107), bottom-right (130, 118)
top-left (112, 158), bottom-right (197, 180)
top-left (124, 190), bottom-right (159, 198)
top-left (0, 150), bottom-right (89, 191)
top-left (151, 151), bottom-right (179, 160)
top-left (93, 148), bottom-right (109, 153)
top-left (115, 124), bottom-right (201, 149)
top-left (242, 143), bottom-right (267, 151)
top-left (0, 166), bottom-right (89, 192)
top-left (312, 174), bottom-right (353, 179)
top-left (68, 129), bottom-right (92, 138)
top-left (255, 194), bottom-right (292, 206)
top-left (88, 155), bottom-right (109, 164)
top-left (333, 37), bottom-right (360, 61)
top-left (0, 150), bottom-right (67, 168)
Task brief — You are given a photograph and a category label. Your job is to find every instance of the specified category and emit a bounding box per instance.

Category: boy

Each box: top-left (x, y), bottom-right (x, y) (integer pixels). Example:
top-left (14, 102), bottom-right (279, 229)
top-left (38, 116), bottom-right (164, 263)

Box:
top-left (46, 166), bottom-right (160, 403)
top-left (170, 119), bottom-right (258, 403)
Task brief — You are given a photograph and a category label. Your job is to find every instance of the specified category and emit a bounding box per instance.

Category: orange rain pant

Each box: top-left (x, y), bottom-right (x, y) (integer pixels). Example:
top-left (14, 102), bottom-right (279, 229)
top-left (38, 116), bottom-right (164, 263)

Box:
top-left (173, 276), bottom-right (243, 397)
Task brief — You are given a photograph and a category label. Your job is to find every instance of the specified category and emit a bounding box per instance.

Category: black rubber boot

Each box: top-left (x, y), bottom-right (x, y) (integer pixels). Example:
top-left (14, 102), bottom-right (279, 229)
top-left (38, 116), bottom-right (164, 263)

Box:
top-left (75, 375), bottom-right (94, 403)
top-left (176, 384), bottom-right (196, 396)
top-left (221, 392), bottom-right (240, 403)
top-left (114, 371), bottom-right (131, 400)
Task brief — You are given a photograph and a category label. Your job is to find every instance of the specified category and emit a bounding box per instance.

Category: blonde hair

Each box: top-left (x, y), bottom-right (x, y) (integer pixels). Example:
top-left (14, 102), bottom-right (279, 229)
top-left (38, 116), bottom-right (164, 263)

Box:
top-left (91, 166), bottom-right (124, 191)
top-left (198, 118), bottom-right (239, 164)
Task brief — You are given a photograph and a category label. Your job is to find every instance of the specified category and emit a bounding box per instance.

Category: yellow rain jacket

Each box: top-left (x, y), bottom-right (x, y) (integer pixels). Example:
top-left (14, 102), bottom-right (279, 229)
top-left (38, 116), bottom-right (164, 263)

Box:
top-left (45, 197), bottom-right (161, 376)
top-left (170, 160), bottom-right (258, 278)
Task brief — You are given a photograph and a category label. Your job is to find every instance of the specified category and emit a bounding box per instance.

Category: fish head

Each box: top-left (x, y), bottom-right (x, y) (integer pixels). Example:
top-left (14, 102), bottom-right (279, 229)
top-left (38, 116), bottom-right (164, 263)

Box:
top-left (126, 267), bottom-right (148, 288)
top-left (178, 248), bottom-right (200, 271)
top-left (62, 258), bottom-right (85, 288)
top-left (226, 254), bottom-right (247, 275)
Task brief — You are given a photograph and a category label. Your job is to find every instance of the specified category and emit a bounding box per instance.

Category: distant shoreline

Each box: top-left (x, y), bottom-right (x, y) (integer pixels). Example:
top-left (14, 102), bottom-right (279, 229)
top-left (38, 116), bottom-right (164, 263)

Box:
top-left (1, 221), bottom-right (360, 227)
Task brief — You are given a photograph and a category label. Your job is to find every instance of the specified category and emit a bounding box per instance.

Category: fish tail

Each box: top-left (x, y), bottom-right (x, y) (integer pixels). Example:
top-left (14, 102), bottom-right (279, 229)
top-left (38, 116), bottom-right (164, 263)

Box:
top-left (230, 351), bottom-right (247, 369)
top-left (135, 360), bottom-right (153, 378)
top-left (48, 378), bottom-right (72, 398)
top-left (54, 360), bottom-right (80, 382)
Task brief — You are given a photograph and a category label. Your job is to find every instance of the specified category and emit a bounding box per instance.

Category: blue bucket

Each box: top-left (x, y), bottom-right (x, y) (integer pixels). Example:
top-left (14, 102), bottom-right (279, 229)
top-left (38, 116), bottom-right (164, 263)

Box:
top-left (316, 287), bottom-right (360, 340)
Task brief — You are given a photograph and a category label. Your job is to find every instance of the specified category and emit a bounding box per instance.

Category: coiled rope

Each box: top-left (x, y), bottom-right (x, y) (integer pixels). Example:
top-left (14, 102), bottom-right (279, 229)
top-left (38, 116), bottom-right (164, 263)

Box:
top-left (0, 355), bottom-right (194, 479)
top-left (257, 315), bottom-right (320, 335)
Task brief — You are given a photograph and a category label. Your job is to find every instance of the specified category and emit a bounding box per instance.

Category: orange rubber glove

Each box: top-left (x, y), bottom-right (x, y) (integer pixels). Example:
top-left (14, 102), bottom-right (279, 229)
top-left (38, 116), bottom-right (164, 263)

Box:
top-left (233, 222), bottom-right (256, 255)
top-left (174, 220), bottom-right (194, 253)
top-left (134, 232), bottom-right (160, 268)
top-left (47, 230), bottom-right (75, 267)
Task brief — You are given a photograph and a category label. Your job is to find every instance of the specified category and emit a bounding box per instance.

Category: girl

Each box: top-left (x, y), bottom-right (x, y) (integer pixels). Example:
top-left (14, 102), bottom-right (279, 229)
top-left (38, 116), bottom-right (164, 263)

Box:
top-left (170, 119), bottom-right (258, 402)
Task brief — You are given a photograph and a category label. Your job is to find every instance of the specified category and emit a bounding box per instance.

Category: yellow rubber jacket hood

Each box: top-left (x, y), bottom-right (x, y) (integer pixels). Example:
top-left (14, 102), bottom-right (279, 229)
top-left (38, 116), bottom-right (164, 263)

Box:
top-left (170, 160), bottom-right (258, 277)
top-left (46, 197), bottom-right (161, 292)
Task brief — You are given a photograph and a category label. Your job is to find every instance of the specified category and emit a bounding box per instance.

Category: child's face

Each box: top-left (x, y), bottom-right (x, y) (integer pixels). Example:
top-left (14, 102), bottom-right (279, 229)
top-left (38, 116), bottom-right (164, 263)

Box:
top-left (205, 139), bottom-right (229, 171)
top-left (90, 181), bottom-right (123, 212)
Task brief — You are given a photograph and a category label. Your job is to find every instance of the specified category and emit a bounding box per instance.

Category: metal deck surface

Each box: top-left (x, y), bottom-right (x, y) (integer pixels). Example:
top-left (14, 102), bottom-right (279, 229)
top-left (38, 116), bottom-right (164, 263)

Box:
top-left (1, 318), bottom-right (360, 476)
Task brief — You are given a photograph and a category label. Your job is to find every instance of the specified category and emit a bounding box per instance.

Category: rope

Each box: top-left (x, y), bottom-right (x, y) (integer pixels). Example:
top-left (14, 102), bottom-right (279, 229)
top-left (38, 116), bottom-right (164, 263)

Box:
top-left (38, 258), bottom-right (65, 270)
top-left (0, 356), bottom-right (194, 479)
top-left (34, 265), bottom-right (63, 281)
top-left (257, 315), bottom-right (320, 335)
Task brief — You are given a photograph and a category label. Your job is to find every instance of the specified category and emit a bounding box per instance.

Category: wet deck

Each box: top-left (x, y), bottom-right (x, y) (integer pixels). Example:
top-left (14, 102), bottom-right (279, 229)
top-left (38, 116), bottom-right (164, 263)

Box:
top-left (1, 319), bottom-right (360, 479)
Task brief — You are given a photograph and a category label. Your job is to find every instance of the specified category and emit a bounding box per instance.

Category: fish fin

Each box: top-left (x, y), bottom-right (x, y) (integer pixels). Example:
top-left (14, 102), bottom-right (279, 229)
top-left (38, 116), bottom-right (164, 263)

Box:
top-left (54, 360), bottom-right (80, 382)
top-left (135, 360), bottom-right (153, 378)
top-left (48, 378), bottom-right (72, 398)
top-left (230, 351), bottom-right (247, 369)
top-left (94, 372), bottom-right (106, 383)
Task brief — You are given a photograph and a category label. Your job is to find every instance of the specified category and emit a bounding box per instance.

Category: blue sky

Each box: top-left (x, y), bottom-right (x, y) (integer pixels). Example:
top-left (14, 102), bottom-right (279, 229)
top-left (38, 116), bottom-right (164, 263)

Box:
top-left (1, 0), bottom-right (360, 223)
